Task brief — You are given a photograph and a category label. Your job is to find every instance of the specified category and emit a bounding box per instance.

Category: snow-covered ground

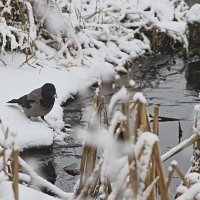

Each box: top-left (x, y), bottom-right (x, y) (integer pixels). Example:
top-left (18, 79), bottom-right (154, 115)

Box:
top-left (0, 181), bottom-right (64, 200)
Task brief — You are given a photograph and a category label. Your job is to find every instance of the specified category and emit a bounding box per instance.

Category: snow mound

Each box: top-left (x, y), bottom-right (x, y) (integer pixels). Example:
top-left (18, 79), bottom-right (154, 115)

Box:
top-left (0, 181), bottom-right (66, 200)
top-left (187, 4), bottom-right (200, 24)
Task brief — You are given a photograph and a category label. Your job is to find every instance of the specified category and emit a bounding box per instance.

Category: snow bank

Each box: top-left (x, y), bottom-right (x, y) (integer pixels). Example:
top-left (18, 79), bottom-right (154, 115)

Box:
top-left (0, 53), bottom-right (115, 150)
top-left (0, 181), bottom-right (64, 200)
top-left (187, 4), bottom-right (200, 24)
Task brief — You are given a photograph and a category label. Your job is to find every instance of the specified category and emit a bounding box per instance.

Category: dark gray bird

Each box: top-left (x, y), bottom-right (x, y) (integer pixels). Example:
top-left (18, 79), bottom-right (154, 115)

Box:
top-left (7, 83), bottom-right (57, 120)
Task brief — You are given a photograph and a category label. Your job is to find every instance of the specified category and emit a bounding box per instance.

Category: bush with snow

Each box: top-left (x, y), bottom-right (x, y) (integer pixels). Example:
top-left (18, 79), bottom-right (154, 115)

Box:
top-left (0, 0), bottom-right (189, 71)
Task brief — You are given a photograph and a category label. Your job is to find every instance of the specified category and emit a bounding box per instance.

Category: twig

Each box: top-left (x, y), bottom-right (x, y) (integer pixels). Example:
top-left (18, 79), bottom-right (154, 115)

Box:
top-left (0, 58), bottom-right (7, 66)
top-left (165, 166), bottom-right (174, 191)
top-left (154, 142), bottom-right (168, 200)
top-left (161, 133), bottom-right (200, 162)
top-left (149, 106), bottom-right (160, 200)
top-left (19, 54), bottom-right (35, 68)
top-left (172, 163), bottom-right (190, 188)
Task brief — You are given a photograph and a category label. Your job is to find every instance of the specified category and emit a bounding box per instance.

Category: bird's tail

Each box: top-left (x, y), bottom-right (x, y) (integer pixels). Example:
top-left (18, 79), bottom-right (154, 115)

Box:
top-left (7, 99), bottom-right (19, 104)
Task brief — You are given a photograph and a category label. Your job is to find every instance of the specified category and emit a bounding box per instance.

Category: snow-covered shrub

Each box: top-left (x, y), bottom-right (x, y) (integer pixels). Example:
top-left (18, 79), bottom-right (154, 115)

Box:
top-left (54, 0), bottom-right (189, 69)
top-left (1, 0), bottom-right (190, 71)
top-left (0, 0), bottom-right (36, 53)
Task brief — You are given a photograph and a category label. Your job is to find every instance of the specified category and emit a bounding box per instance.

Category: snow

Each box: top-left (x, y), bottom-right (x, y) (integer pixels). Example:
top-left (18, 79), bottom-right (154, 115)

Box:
top-left (136, 132), bottom-right (158, 198)
top-left (171, 160), bottom-right (178, 166)
top-left (133, 92), bottom-right (146, 104)
top-left (185, 172), bottom-right (200, 185)
top-left (19, 157), bottom-right (72, 199)
top-left (26, 1), bottom-right (37, 40)
top-left (108, 87), bottom-right (129, 114)
top-left (176, 185), bottom-right (188, 197)
top-left (187, 4), bottom-right (200, 24)
top-left (0, 18), bottom-right (19, 51)
top-left (109, 111), bottom-right (127, 136)
top-left (176, 183), bottom-right (200, 200)
top-left (0, 181), bottom-right (64, 200)
top-left (129, 79), bottom-right (136, 87)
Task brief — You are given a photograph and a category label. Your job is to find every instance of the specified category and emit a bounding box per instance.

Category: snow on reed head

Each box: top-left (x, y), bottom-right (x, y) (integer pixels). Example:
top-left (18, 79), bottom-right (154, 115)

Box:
top-left (133, 92), bottom-right (146, 104)
top-left (108, 87), bottom-right (129, 114)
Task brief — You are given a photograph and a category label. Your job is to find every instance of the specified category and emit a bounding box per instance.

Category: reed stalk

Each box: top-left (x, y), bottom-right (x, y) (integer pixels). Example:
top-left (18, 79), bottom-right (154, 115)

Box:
top-left (12, 149), bottom-right (19, 200)
top-left (149, 106), bottom-right (160, 200)
top-left (76, 83), bottom-right (105, 196)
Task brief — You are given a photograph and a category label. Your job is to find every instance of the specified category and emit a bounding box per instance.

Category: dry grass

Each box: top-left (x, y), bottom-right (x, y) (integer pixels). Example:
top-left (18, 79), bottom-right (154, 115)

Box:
top-left (74, 82), bottom-right (200, 200)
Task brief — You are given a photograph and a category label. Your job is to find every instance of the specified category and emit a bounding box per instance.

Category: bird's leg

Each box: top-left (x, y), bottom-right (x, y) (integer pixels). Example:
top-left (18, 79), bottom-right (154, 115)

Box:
top-left (41, 116), bottom-right (47, 122)
top-left (41, 116), bottom-right (51, 127)
top-left (41, 116), bottom-right (57, 132)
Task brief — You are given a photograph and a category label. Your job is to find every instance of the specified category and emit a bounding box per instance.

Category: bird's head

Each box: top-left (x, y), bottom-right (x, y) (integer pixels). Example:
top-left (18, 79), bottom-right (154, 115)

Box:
top-left (41, 83), bottom-right (57, 100)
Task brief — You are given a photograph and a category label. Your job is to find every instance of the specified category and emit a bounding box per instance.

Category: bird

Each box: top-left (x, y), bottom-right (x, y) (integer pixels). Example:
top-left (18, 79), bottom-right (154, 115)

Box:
top-left (7, 83), bottom-right (57, 120)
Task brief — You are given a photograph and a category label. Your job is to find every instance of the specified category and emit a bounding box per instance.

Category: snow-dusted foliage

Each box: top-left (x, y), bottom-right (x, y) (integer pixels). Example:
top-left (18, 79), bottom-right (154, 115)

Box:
top-left (56, 0), bottom-right (189, 70)
top-left (0, 0), bottom-right (36, 53)
top-left (1, 0), bottom-right (189, 71)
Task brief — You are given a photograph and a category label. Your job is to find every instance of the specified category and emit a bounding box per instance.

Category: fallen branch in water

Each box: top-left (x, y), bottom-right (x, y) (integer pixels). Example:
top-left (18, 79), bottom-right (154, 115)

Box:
top-left (161, 133), bottom-right (200, 162)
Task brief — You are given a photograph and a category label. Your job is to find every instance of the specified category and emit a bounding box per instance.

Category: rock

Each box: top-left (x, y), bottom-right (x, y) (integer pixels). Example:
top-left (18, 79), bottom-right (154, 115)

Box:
top-left (64, 163), bottom-right (80, 176)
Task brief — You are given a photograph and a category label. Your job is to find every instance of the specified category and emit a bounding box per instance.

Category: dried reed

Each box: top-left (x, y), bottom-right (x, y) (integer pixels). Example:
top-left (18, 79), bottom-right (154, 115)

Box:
top-left (12, 149), bottom-right (19, 200)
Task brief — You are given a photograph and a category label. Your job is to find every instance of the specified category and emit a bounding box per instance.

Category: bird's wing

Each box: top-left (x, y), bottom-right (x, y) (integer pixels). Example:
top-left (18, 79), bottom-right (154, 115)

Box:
top-left (26, 88), bottom-right (42, 102)
top-left (19, 88), bottom-right (41, 108)
top-left (15, 95), bottom-right (35, 108)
